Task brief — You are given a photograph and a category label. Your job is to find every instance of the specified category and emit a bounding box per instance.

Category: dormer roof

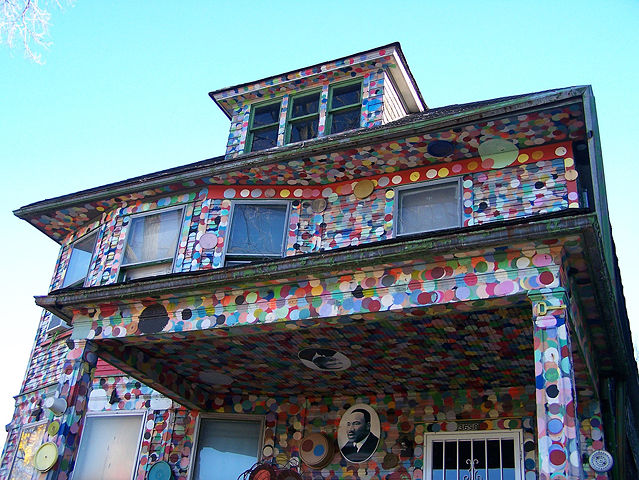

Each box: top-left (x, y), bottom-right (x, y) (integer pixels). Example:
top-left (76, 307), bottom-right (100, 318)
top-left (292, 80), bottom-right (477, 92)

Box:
top-left (209, 42), bottom-right (426, 118)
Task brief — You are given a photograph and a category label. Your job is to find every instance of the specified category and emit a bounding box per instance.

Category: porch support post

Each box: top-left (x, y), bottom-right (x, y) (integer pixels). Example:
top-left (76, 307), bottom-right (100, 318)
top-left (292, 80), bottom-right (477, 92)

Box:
top-left (44, 339), bottom-right (98, 480)
top-left (529, 288), bottom-right (583, 480)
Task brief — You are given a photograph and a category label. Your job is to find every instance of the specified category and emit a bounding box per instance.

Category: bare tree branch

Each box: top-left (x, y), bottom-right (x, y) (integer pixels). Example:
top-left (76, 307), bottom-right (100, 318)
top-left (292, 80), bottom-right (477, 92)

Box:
top-left (0, 0), bottom-right (69, 63)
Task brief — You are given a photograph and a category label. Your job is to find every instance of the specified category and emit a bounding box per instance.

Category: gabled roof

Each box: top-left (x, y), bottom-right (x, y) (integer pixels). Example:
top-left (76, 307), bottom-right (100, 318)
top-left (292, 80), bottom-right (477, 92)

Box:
top-left (14, 85), bottom-right (591, 243)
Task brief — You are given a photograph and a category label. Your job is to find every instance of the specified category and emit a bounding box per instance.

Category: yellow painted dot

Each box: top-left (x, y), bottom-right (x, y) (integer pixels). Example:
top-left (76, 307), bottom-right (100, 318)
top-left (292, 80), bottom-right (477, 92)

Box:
top-left (563, 157), bottom-right (574, 168)
top-left (389, 142), bottom-right (400, 150)
top-left (280, 189), bottom-right (290, 198)
top-left (532, 150), bottom-right (544, 160)
top-left (565, 170), bottom-right (578, 181)
top-left (517, 153), bottom-right (529, 163)
top-left (438, 167), bottom-right (449, 178)
top-left (385, 190), bottom-right (395, 199)
top-left (569, 202), bottom-right (579, 208)
top-left (311, 285), bottom-right (324, 296)
top-left (410, 172), bottom-right (420, 181)
top-left (467, 161), bottom-right (478, 170)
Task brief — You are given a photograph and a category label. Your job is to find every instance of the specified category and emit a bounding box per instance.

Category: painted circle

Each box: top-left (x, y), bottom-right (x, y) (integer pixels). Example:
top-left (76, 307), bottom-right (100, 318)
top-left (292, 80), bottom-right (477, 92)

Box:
top-left (148, 461), bottom-right (174, 480)
top-left (34, 442), bottom-right (58, 472)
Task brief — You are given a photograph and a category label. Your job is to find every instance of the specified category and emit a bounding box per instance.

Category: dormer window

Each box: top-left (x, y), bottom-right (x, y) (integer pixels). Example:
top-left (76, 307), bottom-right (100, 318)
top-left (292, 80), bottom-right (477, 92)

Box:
top-left (328, 81), bottom-right (362, 134)
top-left (287, 91), bottom-right (321, 144)
top-left (248, 101), bottom-right (281, 153)
top-left (121, 208), bottom-right (183, 280)
top-left (62, 231), bottom-right (97, 288)
top-left (224, 202), bottom-right (290, 266)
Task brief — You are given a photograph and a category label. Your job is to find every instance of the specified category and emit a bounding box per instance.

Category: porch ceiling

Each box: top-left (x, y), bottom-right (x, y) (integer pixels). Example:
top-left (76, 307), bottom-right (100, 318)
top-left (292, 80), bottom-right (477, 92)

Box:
top-left (96, 302), bottom-right (535, 409)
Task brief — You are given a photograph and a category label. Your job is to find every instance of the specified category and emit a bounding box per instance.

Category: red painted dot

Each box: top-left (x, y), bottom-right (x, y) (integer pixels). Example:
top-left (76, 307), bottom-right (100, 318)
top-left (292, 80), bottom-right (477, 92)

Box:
top-left (539, 271), bottom-right (555, 285)
top-left (549, 448), bottom-right (566, 466)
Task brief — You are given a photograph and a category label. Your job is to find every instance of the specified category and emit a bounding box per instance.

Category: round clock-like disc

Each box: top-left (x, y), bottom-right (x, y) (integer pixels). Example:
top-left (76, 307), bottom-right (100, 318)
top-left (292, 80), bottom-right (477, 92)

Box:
top-left (148, 460), bottom-right (173, 480)
top-left (34, 442), bottom-right (58, 472)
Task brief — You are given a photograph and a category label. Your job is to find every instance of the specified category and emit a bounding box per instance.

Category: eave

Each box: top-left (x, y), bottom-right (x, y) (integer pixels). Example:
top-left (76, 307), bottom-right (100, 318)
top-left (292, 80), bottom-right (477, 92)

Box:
top-left (15, 86), bottom-right (589, 244)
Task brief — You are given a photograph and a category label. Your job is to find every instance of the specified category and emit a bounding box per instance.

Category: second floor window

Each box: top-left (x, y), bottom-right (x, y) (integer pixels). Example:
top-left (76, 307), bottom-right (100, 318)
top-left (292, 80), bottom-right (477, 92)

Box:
top-left (396, 180), bottom-right (461, 236)
top-left (62, 231), bottom-right (97, 288)
top-left (121, 208), bottom-right (183, 280)
top-left (225, 202), bottom-right (289, 265)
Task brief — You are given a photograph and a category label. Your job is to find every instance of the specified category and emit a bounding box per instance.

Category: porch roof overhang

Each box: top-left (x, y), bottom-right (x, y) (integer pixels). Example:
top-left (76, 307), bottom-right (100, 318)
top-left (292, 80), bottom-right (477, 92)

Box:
top-left (33, 212), bottom-right (636, 410)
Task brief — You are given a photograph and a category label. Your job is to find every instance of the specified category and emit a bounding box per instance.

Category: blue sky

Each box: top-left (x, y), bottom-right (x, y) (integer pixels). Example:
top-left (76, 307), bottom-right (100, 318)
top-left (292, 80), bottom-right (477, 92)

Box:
top-left (1, 0), bottom-right (638, 439)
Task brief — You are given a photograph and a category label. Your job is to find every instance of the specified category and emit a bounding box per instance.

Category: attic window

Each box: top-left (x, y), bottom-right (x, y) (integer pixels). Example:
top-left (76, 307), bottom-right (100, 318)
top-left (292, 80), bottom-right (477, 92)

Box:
top-left (62, 231), bottom-right (97, 288)
top-left (248, 101), bottom-right (281, 152)
top-left (328, 81), bottom-right (362, 134)
top-left (287, 92), bottom-right (320, 143)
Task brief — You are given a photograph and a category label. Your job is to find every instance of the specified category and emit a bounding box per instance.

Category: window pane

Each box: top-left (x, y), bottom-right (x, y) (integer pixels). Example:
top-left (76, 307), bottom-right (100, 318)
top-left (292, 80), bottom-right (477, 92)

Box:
top-left (251, 126), bottom-right (279, 152)
top-left (252, 102), bottom-right (281, 127)
top-left (330, 108), bottom-right (360, 134)
top-left (193, 418), bottom-right (261, 480)
top-left (444, 440), bottom-right (457, 480)
top-left (501, 439), bottom-right (516, 480)
top-left (432, 442), bottom-right (444, 480)
top-left (62, 232), bottom-right (97, 287)
top-left (74, 415), bottom-right (143, 480)
top-left (123, 209), bottom-right (182, 265)
top-left (486, 440), bottom-right (501, 480)
top-left (227, 204), bottom-right (288, 256)
top-left (9, 422), bottom-right (47, 480)
top-left (331, 83), bottom-right (361, 109)
top-left (289, 118), bottom-right (319, 142)
top-left (291, 93), bottom-right (319, 118)
top-left (398, 183), bottom-right (459, 234)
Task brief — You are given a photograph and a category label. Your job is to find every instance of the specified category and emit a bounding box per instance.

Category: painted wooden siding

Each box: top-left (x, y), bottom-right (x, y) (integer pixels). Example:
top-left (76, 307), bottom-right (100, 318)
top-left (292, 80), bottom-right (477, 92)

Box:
top-left (382, 71), bottom-right (406, 124)
top-left (46, 147), bottom-right (577, 290)
top-left (470, 158), bottom-right (569, 225)
top-left (21, 318), bottom-right (68, 392)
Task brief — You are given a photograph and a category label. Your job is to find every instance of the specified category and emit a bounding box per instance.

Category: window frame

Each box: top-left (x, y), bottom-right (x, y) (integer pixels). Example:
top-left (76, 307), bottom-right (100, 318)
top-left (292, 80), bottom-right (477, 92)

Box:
top-left (119, 206), bottom-right (185, 281)
top-left (61, 230), bottom-right (98, 288)
top-left (188, 413), bottom-right (265, 480)
top-left (222, 200), bottom-right (291, 266)
top-left (8, 420), bottom-right (48, 480)
top-left (394, 177), bottom-right (462, 237)
top-left (246, 99), bottom-right (282, 153)
top-left (326, 80), bottom-right (363, 135)
top-left (423, 429), bottom-right (524, 480)
top-left (72, 410), bottom-right (146, 480)
top-left (285, 89), bottom-right (322, 145)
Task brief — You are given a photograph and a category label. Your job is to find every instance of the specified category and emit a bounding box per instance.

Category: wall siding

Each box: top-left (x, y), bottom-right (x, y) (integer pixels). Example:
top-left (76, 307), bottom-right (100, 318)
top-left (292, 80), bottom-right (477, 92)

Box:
top-left (382, 71), bottom-right (407, 124)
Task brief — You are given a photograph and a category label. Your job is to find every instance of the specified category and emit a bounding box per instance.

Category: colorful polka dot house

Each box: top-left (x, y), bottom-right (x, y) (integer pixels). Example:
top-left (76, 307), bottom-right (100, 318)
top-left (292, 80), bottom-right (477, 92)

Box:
top-left (2, 43), bottom-right (636, 480)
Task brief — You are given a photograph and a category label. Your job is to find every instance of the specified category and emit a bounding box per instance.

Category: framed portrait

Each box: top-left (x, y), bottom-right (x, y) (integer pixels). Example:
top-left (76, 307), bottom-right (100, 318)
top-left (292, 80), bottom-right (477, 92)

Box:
top-left (337, 404), bottom-right (380, 463)
top-left (298, 347), bottom-right (351, 371)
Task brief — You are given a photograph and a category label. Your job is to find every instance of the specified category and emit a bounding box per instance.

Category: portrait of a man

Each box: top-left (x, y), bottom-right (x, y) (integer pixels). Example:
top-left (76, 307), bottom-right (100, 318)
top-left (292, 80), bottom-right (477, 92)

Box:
top-left (338, 404), bottom-right (380, 463)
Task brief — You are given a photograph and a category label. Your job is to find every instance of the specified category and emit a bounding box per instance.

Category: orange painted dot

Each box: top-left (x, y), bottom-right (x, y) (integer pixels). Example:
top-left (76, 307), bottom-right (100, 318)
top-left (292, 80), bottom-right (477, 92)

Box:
top-left (467, 161), bottom-right (478, 170)
top-left (532, 150), bottom-right (544, 160)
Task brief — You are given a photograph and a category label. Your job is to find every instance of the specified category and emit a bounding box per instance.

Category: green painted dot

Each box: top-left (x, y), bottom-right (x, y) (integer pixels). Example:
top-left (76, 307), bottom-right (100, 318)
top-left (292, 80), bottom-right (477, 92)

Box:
top-left (475, 261), bottom-right (488, 273)
top-left (545, 368), bottom-right (559, 382)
